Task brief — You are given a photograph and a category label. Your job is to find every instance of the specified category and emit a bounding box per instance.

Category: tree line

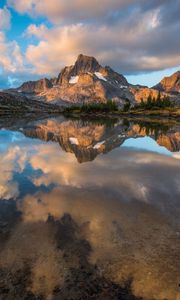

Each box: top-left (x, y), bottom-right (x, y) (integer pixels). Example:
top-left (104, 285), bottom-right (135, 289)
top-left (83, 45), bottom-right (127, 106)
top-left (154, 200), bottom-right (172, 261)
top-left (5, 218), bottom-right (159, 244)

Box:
top-left (64, 92), bottom-right (173, 115)
top-left (65, 100), bottom-right (118, 113)
top-left (139, 91), bottom-right (173, 109)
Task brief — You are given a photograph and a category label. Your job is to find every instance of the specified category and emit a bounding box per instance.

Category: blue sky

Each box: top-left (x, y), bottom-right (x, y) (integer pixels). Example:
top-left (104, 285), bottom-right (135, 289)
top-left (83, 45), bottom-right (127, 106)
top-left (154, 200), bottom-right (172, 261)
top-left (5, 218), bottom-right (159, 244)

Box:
top-left (0, 0), bottom-right (179, 88)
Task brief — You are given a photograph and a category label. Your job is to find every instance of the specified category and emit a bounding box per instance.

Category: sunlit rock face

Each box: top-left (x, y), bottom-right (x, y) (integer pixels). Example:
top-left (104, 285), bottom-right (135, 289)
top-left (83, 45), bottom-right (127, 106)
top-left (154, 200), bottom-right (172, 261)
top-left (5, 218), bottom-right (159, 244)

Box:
top-left (57, 54), bottom-right (101, 84)
top-left (5, 55), bottom-right (179, 107)
top-left (130, 86), bottom-right (162, 102)
top-left (129, 85), bottom-right (179, 105)
top-left (19, 78), bottom-right (53, 94)
top-left (154, 71), bottom-right (180, 93)
top-left (57, 54), bottom-right (128, 87)
top-left (8, 56), bottom-right (180, 107)
top-left (41, 54), bottom-right (134, 107)
top-left (15, 54), bottom-right (135, 107)
top-left (130, 70), bottom-right (180, 104)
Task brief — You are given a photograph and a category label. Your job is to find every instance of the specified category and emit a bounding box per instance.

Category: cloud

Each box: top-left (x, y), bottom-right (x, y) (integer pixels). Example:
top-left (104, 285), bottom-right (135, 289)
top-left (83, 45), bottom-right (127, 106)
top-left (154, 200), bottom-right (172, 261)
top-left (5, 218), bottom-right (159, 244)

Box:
top-left (8, 0), bottom-right (180, 28)
top-left (0, 31), bottom-right (39, 88)
top-left (7, 0), bottom-right (138, 23)
top-left (0, 32), bottom-right (23, 72)
top-left (0, 0), bottom-right (178, 85)
top-left (24, 12), bottom-right (180, 76)
top-left (0, 6), bottom-right (11, 30)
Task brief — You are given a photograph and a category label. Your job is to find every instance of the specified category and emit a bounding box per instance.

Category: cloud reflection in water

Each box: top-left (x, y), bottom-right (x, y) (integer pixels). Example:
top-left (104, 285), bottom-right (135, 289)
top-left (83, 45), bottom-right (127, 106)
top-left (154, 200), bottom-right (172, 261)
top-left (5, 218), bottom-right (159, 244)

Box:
top-left (0, 122), bottom-right (179, 300)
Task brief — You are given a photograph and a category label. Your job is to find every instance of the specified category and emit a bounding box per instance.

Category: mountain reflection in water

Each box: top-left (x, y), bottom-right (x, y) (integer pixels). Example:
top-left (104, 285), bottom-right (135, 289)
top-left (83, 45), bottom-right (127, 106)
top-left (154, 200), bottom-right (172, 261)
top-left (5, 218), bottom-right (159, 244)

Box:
top-left (0, 116), bottom-right (179, 300)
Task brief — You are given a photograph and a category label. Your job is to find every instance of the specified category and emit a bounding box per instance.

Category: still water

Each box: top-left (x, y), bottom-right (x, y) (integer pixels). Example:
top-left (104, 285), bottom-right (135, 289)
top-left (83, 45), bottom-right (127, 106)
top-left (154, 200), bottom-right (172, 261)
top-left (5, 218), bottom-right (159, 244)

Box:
top-left (0, 116), bottom-right (179, 300)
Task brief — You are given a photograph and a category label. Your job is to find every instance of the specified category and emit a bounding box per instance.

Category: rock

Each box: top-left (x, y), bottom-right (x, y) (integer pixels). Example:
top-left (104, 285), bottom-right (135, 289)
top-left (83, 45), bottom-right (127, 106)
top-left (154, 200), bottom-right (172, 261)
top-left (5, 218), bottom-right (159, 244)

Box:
top-left (46, 55), bottom-right (134, 107)
top-left (0, 91), bottom-right (61, 114)
top-left (130, 86), bottom-right (163, 102)
top-left (50, 77), bottom-right (58, 86)
top-left (153, 71), bottom-right (180, 93)
top-left (18, 78), bottom-right (53, 94)
top-left (14, 54), bottom-right (135, 108)
top-left (56, 54), bottom-right (101, 85)
top-left (6, 55), bottom-right (180, 108)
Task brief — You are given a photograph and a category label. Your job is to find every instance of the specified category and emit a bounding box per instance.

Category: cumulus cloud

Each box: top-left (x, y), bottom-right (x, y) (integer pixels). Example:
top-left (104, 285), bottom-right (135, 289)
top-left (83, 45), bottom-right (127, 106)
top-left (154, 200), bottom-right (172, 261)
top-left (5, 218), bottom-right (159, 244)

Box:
top-left (24, 13), bottom-right (180, 76)
top-left (0, 6), bottom-right (11, 30)
top-left (0, 35), bottom-right (23, 72)
top-left (7, 0), bottom-right (139, 23)
top-left (0, 0), bottom-right (178, 85)
top-left (0, 31), bottom-right (39, 88)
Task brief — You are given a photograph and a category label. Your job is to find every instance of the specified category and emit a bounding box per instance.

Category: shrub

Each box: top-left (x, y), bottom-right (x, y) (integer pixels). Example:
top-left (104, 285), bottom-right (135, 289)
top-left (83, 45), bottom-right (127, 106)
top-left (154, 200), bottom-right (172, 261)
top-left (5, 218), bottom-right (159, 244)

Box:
top-left (64, 100), bottom-right (118, 114)
top-left (123, 100), bottom-right (131, 112)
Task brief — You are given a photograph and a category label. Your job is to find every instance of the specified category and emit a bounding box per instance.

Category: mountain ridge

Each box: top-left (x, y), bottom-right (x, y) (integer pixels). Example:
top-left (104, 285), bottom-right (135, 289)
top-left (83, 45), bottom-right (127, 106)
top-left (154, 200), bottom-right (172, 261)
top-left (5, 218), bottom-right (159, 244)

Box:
top-left (153, 71), bottom-right (180, 93)
top-left (6, 54), bottom-right (180, 107)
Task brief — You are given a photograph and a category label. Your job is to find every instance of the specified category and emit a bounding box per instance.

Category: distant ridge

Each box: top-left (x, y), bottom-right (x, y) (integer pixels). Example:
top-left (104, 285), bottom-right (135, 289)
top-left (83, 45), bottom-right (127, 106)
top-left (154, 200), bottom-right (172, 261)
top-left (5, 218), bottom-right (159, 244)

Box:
top-left (153, 71), bottom-right (180, 93)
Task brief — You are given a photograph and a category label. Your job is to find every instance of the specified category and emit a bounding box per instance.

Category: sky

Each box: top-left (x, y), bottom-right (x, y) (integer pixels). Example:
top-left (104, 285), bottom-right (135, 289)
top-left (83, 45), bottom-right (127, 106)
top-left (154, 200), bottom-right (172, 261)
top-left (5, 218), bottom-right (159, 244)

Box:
top-left (0, 0), bottom-right (179, 89)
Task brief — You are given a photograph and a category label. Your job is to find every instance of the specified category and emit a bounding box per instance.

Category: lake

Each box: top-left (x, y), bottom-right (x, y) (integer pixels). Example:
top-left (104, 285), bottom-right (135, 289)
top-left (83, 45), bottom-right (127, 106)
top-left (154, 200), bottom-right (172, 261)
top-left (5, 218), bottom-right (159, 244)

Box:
top-left (0, 116), bottom-right (179, 300)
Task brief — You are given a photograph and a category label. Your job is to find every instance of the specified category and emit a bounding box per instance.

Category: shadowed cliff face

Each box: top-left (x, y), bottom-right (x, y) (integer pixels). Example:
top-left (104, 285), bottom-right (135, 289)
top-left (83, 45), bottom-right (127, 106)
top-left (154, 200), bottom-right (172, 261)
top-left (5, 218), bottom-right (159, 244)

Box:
top-left (9, 116), bottom-right (180, 163)
top-left (0, 122), bottom-right (179, 300)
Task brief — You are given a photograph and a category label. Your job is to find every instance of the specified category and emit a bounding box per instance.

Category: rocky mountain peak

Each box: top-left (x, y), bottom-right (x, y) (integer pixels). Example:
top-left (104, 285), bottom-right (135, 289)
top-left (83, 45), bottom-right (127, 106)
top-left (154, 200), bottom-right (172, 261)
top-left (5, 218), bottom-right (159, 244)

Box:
top-left (19, 78), bottom-right (53, 93)
top-left (73, 54), bottom-right (101, 74)
top-left (153, 70), bottom-right (180, 93)
top-left (12, 54), bottom-right (134, 106)
top-left (12, 54), bottom-right (179, 108)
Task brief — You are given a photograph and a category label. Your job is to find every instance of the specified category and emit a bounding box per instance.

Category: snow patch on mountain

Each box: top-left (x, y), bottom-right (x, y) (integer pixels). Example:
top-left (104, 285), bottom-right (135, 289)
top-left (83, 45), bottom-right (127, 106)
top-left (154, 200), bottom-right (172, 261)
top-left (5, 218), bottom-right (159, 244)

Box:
top-left (69, 76), bottom-right (79, 84)
top-left (69, 137), bottom-right (79, 145)
top-left (93, 140), bottom-right (105, 149)
top-left (94, 72), bottom-right (107, 82)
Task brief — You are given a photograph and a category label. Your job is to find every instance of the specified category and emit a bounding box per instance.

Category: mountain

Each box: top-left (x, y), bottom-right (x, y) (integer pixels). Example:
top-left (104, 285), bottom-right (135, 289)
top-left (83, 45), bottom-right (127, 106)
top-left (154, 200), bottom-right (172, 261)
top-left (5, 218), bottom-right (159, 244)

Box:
top-left (57, 54), bottom-right (101, 84)
top-left (0, 91), bottom-right (62, 114)
top-left (19, 78), bottom-right (53, 94)
top-left (16, 54), bottom-right (135, 107)
top-left (129, 86), bottom-right (161, 103)
top-left (7, 55), bottom-right (180, 108)
top-left (130, 71), bottom-right (180, 105)
top-left (153, 71), bottom-right (180, 93)
top-left (56, 54), bottom-right (128, 86)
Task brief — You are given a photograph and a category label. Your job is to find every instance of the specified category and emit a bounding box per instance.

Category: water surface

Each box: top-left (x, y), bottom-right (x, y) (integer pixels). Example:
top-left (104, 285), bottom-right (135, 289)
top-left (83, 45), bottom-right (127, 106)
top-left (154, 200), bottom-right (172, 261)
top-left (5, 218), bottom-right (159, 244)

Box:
top-left (0, 116), bottom-right (179, 300)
